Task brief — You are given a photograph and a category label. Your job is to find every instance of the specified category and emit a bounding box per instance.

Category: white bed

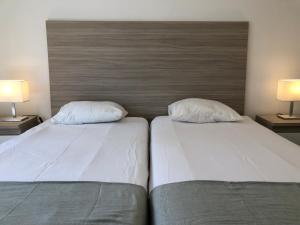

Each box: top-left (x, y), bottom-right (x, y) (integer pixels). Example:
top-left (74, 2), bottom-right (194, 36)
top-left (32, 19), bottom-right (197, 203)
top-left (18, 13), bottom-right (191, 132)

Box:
top-left (0, 117), bottom-right (149, 189)
top-left (150, 116), bottom-right (300, 190)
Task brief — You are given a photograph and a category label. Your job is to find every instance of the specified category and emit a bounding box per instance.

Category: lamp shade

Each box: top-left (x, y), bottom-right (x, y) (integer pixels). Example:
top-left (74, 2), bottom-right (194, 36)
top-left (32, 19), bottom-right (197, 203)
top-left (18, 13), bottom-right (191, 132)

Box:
top-left (277, 79), bottom-right (300, 101)
top-left (0, 80), bottom-right (29, 103)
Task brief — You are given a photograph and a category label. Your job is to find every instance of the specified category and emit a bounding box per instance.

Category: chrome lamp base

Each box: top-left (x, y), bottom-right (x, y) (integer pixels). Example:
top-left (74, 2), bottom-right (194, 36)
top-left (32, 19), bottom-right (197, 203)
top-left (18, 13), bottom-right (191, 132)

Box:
top-left (0, 116), bottom-right (28, 122)
top-left (277, 101), bottom-right (300, 120)
top-left (0, 103), bottom-right (28, 122)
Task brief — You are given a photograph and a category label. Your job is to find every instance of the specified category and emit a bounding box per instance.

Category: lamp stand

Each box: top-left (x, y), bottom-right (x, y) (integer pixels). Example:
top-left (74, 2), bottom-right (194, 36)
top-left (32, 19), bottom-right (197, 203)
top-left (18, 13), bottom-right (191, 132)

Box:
top-left (11, 103), bottom-right (16, 118)
top-left (277, 101), bottom-right (300, 120)
top-left (0, 103), bottom-right (28, 122)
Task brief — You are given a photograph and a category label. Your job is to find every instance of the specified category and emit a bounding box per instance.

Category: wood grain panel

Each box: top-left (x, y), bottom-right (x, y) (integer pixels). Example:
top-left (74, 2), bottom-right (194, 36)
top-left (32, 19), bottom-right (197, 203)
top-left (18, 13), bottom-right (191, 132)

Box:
top-left (47, 21), bottom-right (249, 119)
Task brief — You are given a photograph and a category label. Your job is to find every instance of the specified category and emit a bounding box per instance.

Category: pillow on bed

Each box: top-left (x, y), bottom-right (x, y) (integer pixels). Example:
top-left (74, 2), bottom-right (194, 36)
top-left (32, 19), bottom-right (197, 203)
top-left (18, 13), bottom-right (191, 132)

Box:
top-left (168, 98), bottom-right (242, 123)
top-left (51, 101), bottom-right (128, 124)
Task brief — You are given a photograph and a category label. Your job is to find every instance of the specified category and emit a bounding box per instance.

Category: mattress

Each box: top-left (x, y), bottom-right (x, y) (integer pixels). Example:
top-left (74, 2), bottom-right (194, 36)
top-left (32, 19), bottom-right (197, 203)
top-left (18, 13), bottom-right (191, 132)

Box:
top-left (0, 117), bottom-right (149, 189)
top-left (150, 116), bottom-right (300, 190)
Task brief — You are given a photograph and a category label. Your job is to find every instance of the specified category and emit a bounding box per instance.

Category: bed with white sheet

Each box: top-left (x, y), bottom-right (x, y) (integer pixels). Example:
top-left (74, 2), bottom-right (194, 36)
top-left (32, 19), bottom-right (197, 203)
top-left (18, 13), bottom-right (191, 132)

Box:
top-left (0, 117), bottom-right (148, 225)
top-left (150, 116), bottom-right (300, 225)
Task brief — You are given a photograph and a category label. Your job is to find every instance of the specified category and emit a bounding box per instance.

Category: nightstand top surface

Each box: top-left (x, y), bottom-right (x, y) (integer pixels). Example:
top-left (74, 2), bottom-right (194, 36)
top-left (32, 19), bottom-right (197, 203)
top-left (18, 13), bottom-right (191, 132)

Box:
top-left (256, 114), bottom-right (300, 133)
top-left (256, 114), bottom-right (300, 126)
top-left (0, 116), bottom-right (37, 127)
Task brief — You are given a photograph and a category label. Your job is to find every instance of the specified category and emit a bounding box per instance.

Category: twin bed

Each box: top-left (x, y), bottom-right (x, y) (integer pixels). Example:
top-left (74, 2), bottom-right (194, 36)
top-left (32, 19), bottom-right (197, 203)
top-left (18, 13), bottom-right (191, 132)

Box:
top-left (0, 21), bottom-right (300, 225)
top-left (150, 116), bottom-right (300, 225)
top-left (0, 117), bottom-right (148, 225)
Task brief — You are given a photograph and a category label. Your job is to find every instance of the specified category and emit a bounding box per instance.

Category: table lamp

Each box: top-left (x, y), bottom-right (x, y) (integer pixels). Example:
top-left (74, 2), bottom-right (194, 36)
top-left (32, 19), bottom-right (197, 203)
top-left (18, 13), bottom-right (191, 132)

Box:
top-left (0, 80), bottom-right (29, 122)
top-left (277, 79), bottom-right (300, 119)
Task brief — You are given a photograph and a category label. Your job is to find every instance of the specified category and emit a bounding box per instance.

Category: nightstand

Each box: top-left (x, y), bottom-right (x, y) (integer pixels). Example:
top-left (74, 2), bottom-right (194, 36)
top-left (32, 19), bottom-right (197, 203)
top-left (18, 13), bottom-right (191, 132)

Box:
top-left (255, 115), bottom-right (300, 133)
top-left (255, 114), bottom-right (300, 145)
top-left (0, 116), bottom-right (40, 143)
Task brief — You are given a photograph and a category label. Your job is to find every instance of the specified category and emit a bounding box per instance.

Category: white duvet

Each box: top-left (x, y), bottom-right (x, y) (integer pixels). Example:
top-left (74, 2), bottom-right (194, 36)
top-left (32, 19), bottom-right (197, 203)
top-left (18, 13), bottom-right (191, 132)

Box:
top-left (150, 116), bottom-right (300, 190)
top-left (0, 117), bottom-right (149, 189)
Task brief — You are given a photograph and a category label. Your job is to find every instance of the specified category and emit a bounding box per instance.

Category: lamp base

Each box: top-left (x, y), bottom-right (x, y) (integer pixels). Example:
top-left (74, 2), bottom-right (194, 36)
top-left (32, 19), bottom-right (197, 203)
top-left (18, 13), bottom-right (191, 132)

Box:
top-left (277, 114), bottom-right (300, 120)
top-left (0, 116), bottom-right (28, 122)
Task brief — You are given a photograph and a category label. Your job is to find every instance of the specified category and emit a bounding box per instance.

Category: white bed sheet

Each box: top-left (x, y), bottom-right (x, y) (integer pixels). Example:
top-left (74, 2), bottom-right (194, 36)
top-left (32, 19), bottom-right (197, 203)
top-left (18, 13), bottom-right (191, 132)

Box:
top-left (0, 117), bottom-right (149, 189)
top-left (150, 116), bottom-right (300, 190)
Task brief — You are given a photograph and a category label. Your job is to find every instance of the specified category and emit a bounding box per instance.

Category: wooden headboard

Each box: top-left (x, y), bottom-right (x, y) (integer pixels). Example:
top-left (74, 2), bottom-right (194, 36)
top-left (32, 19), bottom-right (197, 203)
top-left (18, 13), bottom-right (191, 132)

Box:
top-left (47, 21), bottom-right (249, 119)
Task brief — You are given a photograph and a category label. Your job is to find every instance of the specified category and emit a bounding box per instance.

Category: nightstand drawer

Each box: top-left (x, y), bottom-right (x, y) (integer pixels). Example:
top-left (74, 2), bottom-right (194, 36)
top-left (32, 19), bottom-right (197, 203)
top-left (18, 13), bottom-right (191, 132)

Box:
top-left (0, 116), bottom-right (40, 135)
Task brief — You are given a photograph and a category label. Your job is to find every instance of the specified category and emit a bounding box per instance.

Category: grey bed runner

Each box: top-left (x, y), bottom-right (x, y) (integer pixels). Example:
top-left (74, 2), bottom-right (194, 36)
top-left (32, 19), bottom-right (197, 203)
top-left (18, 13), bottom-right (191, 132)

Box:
top-left (150, 181), bottom-right (300, 225)
top-left (0, 182), bottom-right (147, 225)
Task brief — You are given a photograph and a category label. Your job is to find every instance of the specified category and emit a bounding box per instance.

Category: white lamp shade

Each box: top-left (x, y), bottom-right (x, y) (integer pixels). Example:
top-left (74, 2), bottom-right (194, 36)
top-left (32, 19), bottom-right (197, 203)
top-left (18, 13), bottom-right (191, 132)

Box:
top-left (277, 79), bottom-right (300, 101)
top-left (0, 80), bottom-right (29, 103)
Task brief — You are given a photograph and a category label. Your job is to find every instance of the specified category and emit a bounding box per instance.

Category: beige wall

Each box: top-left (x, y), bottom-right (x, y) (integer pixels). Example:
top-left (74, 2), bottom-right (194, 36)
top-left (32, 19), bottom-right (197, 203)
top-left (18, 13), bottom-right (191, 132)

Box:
top-left (0, 0), bottom-right (300, 119)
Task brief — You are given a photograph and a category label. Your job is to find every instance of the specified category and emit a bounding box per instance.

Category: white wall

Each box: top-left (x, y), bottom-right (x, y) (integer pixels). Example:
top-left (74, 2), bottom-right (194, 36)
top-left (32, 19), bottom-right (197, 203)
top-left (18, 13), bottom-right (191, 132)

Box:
top-left (0, 0), bottom-right (300, 119)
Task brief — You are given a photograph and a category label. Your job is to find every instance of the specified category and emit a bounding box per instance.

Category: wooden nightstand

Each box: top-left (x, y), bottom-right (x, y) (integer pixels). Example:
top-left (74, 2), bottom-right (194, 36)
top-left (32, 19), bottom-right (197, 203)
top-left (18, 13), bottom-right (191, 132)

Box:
top-left (0, 116), bottom-right (41, 143)
top-left (255, 114), bottom-right (300, 133)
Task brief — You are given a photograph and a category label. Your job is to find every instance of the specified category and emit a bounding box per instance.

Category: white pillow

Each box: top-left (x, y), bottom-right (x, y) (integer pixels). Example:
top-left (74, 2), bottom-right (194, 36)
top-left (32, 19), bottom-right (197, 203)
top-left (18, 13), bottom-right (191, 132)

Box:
top-left (168, 98), bottom-right (242, 123)
top-left (51, 101), bottom-right (128, 124)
